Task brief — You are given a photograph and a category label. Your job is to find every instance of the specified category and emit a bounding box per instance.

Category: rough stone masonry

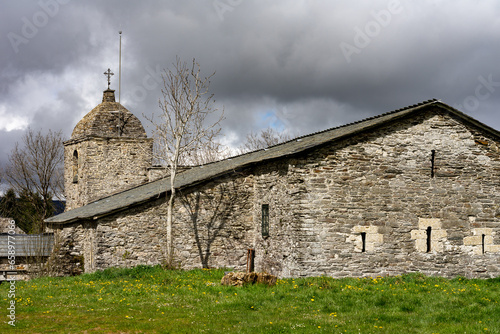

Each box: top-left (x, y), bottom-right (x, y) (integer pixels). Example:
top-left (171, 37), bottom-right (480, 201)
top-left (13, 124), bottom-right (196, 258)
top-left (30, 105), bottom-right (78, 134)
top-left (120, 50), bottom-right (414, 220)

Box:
top-left (46, 97), bottom-right (500, 279)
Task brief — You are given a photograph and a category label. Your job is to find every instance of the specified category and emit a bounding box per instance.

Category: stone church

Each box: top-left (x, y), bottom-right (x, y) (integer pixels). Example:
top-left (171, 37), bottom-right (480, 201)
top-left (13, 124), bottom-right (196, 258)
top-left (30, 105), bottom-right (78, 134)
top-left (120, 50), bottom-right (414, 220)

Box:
top-left (46, 87), bottom-right (500, 278)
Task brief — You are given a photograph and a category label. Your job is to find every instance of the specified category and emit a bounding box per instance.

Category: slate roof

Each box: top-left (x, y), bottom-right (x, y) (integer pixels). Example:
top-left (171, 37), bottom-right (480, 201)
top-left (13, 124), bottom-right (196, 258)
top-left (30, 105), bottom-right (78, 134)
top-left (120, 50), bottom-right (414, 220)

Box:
top-left (45, 100), bottom-right (500, 225)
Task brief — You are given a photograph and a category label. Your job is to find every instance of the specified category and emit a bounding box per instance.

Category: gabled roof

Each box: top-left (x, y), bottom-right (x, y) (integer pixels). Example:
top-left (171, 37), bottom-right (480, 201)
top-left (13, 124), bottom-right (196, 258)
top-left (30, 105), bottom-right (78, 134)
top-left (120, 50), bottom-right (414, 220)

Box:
top-left (46, 100), bottom-right (500, 225)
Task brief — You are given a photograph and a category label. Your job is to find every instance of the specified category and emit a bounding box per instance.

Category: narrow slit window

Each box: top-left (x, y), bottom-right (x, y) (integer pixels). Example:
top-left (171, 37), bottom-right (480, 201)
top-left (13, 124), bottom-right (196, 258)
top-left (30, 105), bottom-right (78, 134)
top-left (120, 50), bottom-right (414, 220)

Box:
top-left (72, 150), bottom-right (79, 183)
top-left (261, 204), bottom-right (269, 237)
top-left (361, 232), bottom-right (366, 252)
top-left (426, 226), bottom-right (432, 253)
top-left (482, 234), bottom-right (486, 254)
top-left (430, 150), bottom-right (436, 178)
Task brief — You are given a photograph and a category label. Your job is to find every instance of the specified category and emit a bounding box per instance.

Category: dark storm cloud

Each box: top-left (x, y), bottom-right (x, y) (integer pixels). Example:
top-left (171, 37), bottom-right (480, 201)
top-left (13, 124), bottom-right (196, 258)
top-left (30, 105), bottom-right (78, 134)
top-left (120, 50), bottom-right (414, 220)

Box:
top-left (1, 0), bottom-right (499, 176)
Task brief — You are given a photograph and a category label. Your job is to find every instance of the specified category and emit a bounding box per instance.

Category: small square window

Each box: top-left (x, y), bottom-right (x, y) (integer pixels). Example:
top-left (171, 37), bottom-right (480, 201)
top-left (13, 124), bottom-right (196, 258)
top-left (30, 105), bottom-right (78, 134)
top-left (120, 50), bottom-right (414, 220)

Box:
top-left (261, 204), bottom-right (269, 237)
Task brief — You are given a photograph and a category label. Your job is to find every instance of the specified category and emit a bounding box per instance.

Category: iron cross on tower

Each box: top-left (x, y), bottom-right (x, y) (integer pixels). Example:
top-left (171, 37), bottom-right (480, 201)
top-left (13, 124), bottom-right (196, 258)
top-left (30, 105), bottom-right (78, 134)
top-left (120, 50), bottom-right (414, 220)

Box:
top-left (104, 68), bottom-right (114, 89)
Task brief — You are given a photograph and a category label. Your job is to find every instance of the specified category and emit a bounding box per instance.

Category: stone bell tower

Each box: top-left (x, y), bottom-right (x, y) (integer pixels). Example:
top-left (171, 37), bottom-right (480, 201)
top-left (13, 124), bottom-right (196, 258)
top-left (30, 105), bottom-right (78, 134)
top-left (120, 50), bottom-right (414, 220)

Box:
top-left (64, 71), bottom-right (153, 211)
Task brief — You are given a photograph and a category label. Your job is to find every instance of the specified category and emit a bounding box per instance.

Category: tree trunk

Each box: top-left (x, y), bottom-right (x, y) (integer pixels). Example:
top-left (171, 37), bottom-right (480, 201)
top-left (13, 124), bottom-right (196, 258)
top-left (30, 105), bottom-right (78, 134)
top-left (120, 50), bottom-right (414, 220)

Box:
top-left (165, 170), bottom-right (176, 268)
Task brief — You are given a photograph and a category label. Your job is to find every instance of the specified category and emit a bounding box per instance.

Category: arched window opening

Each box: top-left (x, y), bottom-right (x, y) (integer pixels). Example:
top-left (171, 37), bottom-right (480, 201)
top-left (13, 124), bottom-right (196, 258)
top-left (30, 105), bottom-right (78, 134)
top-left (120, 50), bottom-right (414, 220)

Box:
top-left (426, 226), bottom-right (432, 253)
top-left (72, 150), bottom-right (79, 183)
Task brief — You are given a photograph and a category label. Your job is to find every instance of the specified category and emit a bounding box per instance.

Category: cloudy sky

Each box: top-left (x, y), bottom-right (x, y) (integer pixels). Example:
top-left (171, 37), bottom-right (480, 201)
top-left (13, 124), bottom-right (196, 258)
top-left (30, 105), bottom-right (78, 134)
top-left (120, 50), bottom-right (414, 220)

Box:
top-left (1, 0), bottom-right (500, 173)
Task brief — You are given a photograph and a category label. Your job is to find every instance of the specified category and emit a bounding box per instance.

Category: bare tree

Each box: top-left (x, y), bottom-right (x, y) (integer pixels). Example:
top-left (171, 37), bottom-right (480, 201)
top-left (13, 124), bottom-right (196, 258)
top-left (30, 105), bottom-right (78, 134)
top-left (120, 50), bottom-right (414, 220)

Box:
top-left (239, 127), bottom-right (293, 153)
top-left (4, 128), bottom-right (64, 232)
top-left (146, 57), bottom-right (224, 267)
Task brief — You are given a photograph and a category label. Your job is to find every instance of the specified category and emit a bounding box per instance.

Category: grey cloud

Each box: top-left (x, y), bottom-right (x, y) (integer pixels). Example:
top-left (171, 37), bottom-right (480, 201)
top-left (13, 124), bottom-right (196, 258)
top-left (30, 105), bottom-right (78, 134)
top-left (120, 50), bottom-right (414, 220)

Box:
top-left (0, 0), bottom-right (499, 171)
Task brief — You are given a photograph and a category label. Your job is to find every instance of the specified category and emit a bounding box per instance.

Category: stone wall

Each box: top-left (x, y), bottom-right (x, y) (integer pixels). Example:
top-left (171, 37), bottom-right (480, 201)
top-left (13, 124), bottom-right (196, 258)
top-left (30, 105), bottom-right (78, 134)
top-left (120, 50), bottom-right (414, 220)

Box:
top-left (252, 109), bottom-right (500, 278)
top-left (54, 109), bottom-right (500, 278)
top-left (47, 223), bottom-right (86, 276)
top-left (64, 137), bottom-right (153, 210)
top-left (53, 174), bottom-right (255, 274)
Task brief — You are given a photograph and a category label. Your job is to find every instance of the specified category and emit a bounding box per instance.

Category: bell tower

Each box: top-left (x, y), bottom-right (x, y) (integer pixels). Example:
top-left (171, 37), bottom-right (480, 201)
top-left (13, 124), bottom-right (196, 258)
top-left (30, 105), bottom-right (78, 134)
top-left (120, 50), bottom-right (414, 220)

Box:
top-left (64, 73), bottom-right (153, 211)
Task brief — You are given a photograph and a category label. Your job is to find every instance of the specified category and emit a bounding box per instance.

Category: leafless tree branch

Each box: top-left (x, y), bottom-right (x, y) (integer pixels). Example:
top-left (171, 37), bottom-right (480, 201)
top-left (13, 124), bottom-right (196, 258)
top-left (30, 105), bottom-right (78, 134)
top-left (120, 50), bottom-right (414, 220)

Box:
top-left (145, 57), bottom-right (225, 266)
top-left (3, 128), bottom-right (64, 232)
top-left (238, 127), bottom-right (293, 154)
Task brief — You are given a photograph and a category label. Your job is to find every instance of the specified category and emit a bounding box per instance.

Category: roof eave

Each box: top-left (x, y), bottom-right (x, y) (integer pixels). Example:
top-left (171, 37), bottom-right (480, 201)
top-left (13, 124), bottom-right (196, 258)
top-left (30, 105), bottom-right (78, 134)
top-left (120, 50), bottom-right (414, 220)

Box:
top-left (434, 102), bottom-right (500, 139)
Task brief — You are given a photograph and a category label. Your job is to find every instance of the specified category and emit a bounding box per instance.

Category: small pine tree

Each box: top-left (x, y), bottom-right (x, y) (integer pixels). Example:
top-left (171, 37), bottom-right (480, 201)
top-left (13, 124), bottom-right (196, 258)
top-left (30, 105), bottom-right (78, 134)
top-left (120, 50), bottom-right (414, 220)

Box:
top-left (0, 188), bottom-right (17, 216)
top-left (0, 188), bottom-right (54, 233)
top-left (0, 188), bottom-right (23, 231)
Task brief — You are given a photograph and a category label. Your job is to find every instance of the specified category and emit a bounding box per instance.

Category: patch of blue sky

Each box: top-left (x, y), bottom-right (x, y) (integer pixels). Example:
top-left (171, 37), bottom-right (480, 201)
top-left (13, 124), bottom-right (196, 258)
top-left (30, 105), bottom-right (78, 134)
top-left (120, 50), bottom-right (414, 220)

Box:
top-left (257, 109), bottom-right (286, 131)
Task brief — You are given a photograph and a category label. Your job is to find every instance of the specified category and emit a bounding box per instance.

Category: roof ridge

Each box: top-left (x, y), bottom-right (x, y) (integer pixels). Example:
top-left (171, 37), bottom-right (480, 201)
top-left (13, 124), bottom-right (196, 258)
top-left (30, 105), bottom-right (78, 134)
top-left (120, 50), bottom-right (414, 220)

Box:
top-left (146, 99), bottom-right (440, 171)
top-left (264, 98), bottom-right (439, 149)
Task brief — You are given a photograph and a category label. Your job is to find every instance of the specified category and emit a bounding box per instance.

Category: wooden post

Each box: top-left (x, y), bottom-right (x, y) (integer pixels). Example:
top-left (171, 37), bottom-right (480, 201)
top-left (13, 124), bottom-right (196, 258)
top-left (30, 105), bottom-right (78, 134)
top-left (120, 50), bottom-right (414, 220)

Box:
top-left (246, 249), bottom-right (255, 273)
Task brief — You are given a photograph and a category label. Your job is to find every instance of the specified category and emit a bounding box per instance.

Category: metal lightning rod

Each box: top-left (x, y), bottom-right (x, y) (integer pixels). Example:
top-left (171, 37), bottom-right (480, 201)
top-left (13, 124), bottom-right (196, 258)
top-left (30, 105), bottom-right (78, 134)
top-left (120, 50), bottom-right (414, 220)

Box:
top-left (117, 31), bottom-right (123, 137)
top-left (119, 31), bottom-right (122, 104)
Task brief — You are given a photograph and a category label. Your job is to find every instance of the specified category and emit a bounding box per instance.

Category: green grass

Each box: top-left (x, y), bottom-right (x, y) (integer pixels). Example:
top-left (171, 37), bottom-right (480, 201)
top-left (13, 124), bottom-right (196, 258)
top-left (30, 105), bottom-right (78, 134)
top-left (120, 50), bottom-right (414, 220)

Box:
top-left (1, 266), bottom-right (499, 333)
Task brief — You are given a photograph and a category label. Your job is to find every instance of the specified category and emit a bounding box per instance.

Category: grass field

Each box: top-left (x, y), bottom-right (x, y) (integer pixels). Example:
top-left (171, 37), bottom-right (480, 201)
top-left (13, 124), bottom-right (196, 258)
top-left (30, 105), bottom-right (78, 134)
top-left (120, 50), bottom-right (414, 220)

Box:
top-left (0, 265), bottom-right (499, 333)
